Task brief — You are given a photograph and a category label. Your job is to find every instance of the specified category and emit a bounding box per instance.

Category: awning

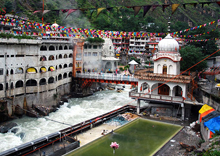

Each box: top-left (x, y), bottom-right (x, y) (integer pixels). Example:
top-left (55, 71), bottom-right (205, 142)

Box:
top-left (27, 68), bottom-right (36, 73)
top-left (200, 108), bottom-right (215, 122)
top-left (199, 104), bottom-right (213, 114)
top-left (50, 66), bottom-right (55, 71)
top-left (40, 67), bottom-right (47, 72)
top-left (204, 116), bottom-right (220, 133)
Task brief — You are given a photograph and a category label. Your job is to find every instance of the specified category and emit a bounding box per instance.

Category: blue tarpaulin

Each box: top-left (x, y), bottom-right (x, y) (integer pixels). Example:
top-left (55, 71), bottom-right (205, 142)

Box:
top-left (204, 116), bottom-right (220, 133)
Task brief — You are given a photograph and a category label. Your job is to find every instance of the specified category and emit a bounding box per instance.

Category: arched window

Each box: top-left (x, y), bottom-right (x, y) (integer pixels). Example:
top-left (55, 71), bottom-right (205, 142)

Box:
top-left (39, 78), bottom-right (46, 85)
top-left (15, 68), bottom-right (23, 74)
top-left (58, 74), bottom-right (62, 80)
top-left (59, 64), bottom-right (62, 69)
top-left (0, 84), bottom-right (3, 90)
top-left (6, 70), bottom-right (8, 75)
top-left (27, 67), bottom-right (37, 73)
top-left (63, 73), bottom-right (67, 78)
top-left (69, 45), bottom-right (73, 49)
top-left (48, 77), bottom-right (54, 84)
top-left (163, 65), bottom-right (167, 74)
top-left (15, 80), bottom-right (23, 88)
top-left (10, 69), bottom-right (14, 75)
top-left (49, 45), bottom-right (55, 51)
top-left (40, 45), bottom-right (47, 51)
top-left (69, 54), bottom-right (73, 58)
top-left (59, 45), bottom-right (63, 50)
top-left (64, 45), bottom-right (68, 50)
top-left (59, 54), bottom-right (62, 59)
top-left (26, 79), bottom-right (37, 86)
top-left (69, 63), bottom-right (73, 67)
top-left (10, 82), bottom-right (13, 89)
top-left (49, 55), bottom-right (54, 60)
top-left (63, 64), bottom-right (67, 68)
top-left (64, 54), bottom-right (68, 58)
top-left (48, 66), bottom-right (55, 72)
top-left (69, 72), bottom-right (72, 77)
top-left (40, 56), bottom-right (47, 61)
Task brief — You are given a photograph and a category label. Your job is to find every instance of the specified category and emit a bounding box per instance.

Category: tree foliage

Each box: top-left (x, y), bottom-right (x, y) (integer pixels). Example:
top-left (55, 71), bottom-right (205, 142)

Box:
top-left (180, 45), bottom-right (207, 72)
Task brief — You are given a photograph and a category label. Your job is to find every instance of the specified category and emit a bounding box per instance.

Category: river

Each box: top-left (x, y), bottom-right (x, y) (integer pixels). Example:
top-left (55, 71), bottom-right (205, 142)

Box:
top-left (0, 85), bottom-right (147, 153)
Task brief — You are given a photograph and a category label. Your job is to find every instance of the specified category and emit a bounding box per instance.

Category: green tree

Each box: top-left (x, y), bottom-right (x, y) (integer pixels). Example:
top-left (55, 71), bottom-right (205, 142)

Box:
top-left (180, 45), bottom-right (207, 72)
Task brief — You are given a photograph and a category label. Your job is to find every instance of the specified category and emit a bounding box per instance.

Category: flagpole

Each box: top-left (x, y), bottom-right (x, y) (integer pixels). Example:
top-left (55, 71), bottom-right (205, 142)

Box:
top-left (42, 0), bottom-right (44, 33)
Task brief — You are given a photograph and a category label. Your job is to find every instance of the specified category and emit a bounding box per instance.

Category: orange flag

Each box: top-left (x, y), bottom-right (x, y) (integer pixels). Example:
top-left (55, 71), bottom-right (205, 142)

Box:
top-left (171, 4), bottom-right (180, 14)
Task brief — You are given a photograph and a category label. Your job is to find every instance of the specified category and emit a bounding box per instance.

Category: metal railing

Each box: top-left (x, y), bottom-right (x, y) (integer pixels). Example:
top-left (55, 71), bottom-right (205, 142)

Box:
top-left (76, 73), bottom-right (138, 82)
top-left (129, 89), bottom-right (184, 103)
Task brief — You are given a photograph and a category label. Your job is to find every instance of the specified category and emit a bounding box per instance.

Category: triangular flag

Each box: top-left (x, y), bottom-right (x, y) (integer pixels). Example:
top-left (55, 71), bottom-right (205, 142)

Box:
top-left (143, 5), bottom-right (151, 17)
top-left (171, 4), bottom-right (180, 14)
top-left (61, 9), bottom-right (69, 13)
top-left (43, 10), bottom-right (51, 15)
top-left (133, 6), bottom-right (142, 16)
top-left (162, 5), bottom-right (169, 12)
top-left (33, 10), bottom-right (42, 14)
top-left (106, 7), bottom-right (113, 12)
top-left (65, 9), bottom-right (77, 19)
top-left (97, 8), bottom-right (105, 17)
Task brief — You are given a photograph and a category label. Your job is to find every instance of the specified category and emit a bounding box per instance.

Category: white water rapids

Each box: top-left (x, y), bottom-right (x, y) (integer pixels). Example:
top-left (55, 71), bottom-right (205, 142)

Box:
top-left (0, 85), bottom-right (148, 153)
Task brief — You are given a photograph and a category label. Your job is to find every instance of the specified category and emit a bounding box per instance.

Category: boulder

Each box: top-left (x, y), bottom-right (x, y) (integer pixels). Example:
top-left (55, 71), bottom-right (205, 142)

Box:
top-left (0, 122), bottom-right (18, 133)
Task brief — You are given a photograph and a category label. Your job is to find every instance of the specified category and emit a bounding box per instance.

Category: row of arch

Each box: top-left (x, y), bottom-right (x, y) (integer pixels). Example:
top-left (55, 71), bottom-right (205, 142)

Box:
top-left (0, 72), bottom-right (72, 90)
top-left (140, 82), bottom-right (183, 97)
top-left (40, 54), bottom-right (73, 61)
top-left (5, 64), bottom-right (73, 75)
top-left (40, 45), bottom-right (73, 51)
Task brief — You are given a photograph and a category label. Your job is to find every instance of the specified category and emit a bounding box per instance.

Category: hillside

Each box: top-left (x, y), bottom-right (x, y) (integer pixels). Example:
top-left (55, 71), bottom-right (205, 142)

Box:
top-left (0, 0), bottom-right (220, 32)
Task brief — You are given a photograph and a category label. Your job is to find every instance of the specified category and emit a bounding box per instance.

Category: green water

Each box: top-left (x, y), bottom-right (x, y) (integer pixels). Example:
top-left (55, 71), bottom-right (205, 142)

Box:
top-left (67, 119), bottom-right (182, 156)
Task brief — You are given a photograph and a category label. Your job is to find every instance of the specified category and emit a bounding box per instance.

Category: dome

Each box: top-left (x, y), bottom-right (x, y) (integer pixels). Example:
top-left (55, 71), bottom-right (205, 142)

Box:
top-left (158, 34), bottom-right (179, 52)
top-left (52, 22), bottom-right (59, 28)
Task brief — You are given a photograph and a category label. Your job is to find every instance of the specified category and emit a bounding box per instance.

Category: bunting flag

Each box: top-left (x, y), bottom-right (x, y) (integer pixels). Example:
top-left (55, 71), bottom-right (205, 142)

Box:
top-left (33, 10), bottom-right (42, 14)
top-left (43, 10), bottom-right (51, 15)
top-left (162, 5), bottom-right (169, 12)
top-left (106, 7), bottom-right (113, 12)
top-left (61, 9), bottom-right (69, 13)
top-left (65, 9), bottom-right (77, 19)
top-left (171, 4), bottom-right (180, 14)
top-left (133, 6), bottom-right (142, 16)
top-left (143, 5), bottom-right (151, 17)
top-left (97, 8), bottom-right (105, 17)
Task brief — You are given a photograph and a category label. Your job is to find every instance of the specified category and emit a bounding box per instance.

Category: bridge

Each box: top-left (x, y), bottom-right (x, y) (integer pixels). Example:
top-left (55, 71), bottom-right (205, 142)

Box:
top-left (75, 73), bottom-right (138, 88)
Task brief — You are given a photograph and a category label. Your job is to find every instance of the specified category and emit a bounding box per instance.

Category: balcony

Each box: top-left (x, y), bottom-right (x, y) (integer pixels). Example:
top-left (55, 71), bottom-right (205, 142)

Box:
top-left (129, 89), bottom-right (184, 103)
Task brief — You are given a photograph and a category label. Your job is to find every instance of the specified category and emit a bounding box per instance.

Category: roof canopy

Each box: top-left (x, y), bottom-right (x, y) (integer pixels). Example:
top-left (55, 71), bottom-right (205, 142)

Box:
top-left (128, 60), bottom-right (138, 65)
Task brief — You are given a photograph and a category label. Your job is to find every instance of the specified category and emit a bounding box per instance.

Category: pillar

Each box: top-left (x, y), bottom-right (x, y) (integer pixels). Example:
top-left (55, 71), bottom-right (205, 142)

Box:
top-left (137, 99), bottom-right (140, 114)
top-left (181, 103), bottom-right (184, 120)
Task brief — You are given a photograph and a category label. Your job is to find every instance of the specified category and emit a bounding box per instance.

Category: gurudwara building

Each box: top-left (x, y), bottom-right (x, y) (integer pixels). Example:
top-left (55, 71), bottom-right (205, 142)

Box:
top-left (0, 28), bottom-right (74, 117)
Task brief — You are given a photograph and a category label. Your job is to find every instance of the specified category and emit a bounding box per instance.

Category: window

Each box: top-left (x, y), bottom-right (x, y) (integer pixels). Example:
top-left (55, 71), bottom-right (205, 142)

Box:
top-left (84, 45), bottom-right (87, 49)
top-left (99, 45), bottom-right (102, 49)
top-left (0, 68), bottom-right (3, 75)
top-left (88, 52), bottom-right (91, 56)
top-left (93, 45), bottom-right (97, 49)
top-left (84, 53), bottom-right (87, 56)
top-left (93, 52), bottom-right (97, 56)
top-left (88, 45), bottom-right (92, 49)
top-left (99, 52), bottom-right (102, 56)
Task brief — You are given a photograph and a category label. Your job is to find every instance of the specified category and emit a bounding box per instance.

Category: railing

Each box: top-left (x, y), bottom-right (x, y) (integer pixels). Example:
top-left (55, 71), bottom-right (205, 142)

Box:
top-left (129, 89), bottom-right (184, 103)
top-left (76, 73), bottom-right (138, 82)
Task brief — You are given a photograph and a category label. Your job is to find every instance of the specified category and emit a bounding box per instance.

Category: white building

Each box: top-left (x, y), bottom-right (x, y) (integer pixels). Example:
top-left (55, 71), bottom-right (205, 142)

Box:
top-left (83, 38), bottom-right (119, 73)
top-left (130, 34), bottom-right (192, 120)
top-left (0, 30), bottom-right (73, 116)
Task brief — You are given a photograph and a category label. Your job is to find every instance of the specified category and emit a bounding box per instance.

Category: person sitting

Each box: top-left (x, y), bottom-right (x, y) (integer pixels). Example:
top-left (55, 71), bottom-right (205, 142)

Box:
top-left (101, 129), bottom-right (105, 135)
